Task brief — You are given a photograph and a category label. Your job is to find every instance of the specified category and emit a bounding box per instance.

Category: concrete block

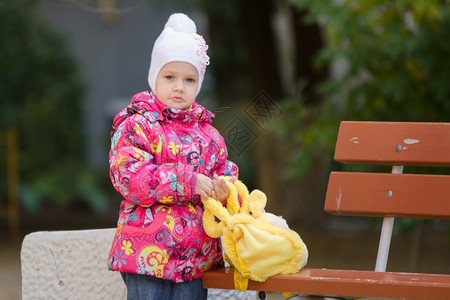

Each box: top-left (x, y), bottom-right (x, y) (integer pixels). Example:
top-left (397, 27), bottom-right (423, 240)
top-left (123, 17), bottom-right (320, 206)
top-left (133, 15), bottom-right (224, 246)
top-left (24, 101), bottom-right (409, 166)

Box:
top-left (21, 228), bottom-right (126, 300)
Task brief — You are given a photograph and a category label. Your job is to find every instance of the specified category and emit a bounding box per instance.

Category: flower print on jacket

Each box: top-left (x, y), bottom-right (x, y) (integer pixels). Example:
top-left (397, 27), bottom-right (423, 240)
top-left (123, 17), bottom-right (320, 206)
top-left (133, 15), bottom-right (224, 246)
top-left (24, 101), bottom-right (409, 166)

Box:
top-left (107, 91), bottom-right (238, 283)
top-left (121, 240), bottom-right (135, 255)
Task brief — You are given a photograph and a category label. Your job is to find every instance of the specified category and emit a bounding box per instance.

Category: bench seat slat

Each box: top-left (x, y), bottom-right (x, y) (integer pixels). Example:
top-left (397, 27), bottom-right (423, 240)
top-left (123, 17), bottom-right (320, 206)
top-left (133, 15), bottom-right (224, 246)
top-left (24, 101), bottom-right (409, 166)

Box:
top-left (324, 172), bottom-right (450, 219)
top-left (335, 121), bottom-right (450, 166)
top-left (202, 267), bottom-right (450, 299)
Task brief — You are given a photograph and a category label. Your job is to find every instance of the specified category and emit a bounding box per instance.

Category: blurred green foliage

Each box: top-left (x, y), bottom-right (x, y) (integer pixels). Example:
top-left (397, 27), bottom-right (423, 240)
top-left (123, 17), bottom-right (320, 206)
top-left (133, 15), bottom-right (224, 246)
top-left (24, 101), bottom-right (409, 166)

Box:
top-left (274, 0), bottom-right (450, 178)
top-left (0, 0), bottom-right (106, 212)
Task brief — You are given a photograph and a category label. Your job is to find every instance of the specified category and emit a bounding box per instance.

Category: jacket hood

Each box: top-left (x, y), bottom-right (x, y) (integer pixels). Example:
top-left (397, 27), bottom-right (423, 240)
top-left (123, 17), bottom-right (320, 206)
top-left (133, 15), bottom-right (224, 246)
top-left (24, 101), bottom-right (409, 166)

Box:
top-left (130, 91), bottom-right (214, 123)
top-left (111, 91), bottom-right (214, 137)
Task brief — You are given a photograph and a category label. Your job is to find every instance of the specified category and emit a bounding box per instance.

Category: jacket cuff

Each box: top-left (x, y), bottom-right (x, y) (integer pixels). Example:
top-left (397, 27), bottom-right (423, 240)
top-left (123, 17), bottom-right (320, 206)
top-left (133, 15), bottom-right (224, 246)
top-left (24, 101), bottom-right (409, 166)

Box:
top-left (190, 172), bottom-right (198, 196)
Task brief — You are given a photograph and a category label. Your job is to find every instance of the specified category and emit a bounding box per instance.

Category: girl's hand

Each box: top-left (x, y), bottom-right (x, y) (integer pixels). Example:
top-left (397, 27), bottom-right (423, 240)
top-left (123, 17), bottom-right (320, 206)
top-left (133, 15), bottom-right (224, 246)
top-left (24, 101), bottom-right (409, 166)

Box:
top-left (211, 175), bottom-right (236, 202)
top-left (195, 173), bottom-right (213, 200)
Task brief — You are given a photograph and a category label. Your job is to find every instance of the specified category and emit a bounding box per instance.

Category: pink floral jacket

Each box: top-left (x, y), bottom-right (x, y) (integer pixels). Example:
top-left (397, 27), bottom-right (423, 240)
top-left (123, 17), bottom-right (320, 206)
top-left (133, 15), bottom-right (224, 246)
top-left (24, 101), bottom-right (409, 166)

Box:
top-left (107, 91), bottom-right (238, 282)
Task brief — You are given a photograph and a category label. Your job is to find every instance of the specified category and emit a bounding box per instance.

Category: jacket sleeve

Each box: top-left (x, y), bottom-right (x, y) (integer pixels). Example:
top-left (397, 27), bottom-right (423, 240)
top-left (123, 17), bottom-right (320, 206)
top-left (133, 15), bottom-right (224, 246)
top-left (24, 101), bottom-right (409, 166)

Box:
top-left (214, 159), bottom-right (239, 178)
top-left (109, 116), bottom-right (197, 207)
top-left (211, 135), bottom-right (239, 178)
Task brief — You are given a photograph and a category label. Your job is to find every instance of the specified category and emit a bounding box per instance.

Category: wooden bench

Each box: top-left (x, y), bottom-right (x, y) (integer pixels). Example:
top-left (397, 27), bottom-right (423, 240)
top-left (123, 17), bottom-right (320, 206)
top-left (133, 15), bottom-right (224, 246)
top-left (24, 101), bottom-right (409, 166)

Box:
top-left (202, 121), bottom-right (450, 299)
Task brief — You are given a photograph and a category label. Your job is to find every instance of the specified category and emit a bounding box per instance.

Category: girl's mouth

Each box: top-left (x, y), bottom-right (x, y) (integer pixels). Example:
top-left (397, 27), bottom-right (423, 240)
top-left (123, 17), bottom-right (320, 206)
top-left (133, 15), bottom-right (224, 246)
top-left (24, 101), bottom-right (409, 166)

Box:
top-left (172, 96), bottom-right (184, 102)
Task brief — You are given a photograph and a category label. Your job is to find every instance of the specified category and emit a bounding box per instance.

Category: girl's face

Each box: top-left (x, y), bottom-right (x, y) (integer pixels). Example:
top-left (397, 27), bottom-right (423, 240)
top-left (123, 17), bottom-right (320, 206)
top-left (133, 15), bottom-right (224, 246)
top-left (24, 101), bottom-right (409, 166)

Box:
top-left (154, 61), bottom-right (199, 110)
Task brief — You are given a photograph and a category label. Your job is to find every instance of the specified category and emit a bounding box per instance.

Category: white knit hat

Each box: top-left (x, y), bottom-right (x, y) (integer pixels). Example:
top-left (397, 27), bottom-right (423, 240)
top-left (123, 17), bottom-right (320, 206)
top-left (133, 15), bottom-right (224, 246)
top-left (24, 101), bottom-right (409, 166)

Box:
top-left (148, 13), bottom-right (210, 95)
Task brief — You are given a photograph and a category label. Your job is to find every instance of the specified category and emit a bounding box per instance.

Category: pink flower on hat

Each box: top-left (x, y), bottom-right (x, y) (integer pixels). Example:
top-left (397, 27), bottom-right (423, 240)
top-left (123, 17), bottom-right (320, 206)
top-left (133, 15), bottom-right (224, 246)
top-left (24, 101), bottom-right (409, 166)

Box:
top-left (194, 35), bottom-right (210, 74)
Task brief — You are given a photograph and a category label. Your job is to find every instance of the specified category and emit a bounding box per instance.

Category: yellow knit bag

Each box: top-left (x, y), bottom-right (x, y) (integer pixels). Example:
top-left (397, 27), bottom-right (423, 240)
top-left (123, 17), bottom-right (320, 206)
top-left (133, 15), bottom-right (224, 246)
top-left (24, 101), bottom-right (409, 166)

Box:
top-left (202, 177), bottom-right (308, 291)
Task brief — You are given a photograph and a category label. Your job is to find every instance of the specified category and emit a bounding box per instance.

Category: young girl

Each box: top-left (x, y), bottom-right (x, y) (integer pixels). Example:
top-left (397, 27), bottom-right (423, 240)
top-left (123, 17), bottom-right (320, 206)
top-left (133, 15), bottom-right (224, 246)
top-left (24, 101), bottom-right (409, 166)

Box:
top-left (107, 13), bottom-right (238, 300)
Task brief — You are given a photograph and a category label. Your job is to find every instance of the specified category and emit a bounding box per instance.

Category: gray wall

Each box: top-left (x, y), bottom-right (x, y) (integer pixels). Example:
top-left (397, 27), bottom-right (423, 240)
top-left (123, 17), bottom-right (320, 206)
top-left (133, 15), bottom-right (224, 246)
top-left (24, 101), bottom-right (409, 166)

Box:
top-left (36, 0), bottom-right (203, 168)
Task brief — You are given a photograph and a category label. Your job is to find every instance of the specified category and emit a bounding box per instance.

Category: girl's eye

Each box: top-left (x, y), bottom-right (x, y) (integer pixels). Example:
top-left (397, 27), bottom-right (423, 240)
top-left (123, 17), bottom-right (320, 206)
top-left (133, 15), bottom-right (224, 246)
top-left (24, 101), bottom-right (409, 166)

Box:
top-left (186, 78), bottom-right (196, 83)
top-left (165, 75), bottom-right (173, 80)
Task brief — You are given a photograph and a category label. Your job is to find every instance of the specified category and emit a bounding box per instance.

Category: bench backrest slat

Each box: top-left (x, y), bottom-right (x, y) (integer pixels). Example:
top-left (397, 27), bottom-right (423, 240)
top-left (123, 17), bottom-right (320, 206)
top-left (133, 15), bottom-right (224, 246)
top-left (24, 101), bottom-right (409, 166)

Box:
top-left (324, 172), bottom-right (450, 219)
top-left (334, 121), bottom-right (450, 166)
top-left (326, 121), bottom-right (450, 220)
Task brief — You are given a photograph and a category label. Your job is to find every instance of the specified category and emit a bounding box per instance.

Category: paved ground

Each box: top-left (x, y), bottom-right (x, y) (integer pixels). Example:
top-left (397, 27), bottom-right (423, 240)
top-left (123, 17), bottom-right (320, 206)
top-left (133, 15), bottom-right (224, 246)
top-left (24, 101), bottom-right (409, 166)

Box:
top-left (2, 211), bottom-right (449, 300)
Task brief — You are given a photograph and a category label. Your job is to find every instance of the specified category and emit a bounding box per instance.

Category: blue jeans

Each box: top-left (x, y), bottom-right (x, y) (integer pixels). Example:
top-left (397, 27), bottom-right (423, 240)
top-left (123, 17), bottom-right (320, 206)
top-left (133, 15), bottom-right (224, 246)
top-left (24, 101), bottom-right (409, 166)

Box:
top-left (121, 272), bottom-right (207, 300)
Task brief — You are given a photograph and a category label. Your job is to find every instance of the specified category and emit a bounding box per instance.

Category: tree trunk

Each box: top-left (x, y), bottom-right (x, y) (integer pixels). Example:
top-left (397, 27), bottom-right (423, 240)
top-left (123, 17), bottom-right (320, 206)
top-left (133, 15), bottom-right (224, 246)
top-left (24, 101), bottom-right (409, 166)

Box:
top-left (236, 0), bottom-right (285, 220)
top-left (205, 0), bottom-right (329, 229)
top-left (291, 8), bottom-right (328, 106)
top-left (203, 0), bottom-right (246, 106)
top-left (235, 2), bottom-right (329, 228)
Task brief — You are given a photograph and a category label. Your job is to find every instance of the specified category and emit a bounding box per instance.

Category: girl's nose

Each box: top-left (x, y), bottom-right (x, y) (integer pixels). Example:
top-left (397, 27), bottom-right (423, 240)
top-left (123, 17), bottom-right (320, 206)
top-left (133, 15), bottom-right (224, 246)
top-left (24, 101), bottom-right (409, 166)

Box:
top-left (174, 79), bottom-right (184, 92)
